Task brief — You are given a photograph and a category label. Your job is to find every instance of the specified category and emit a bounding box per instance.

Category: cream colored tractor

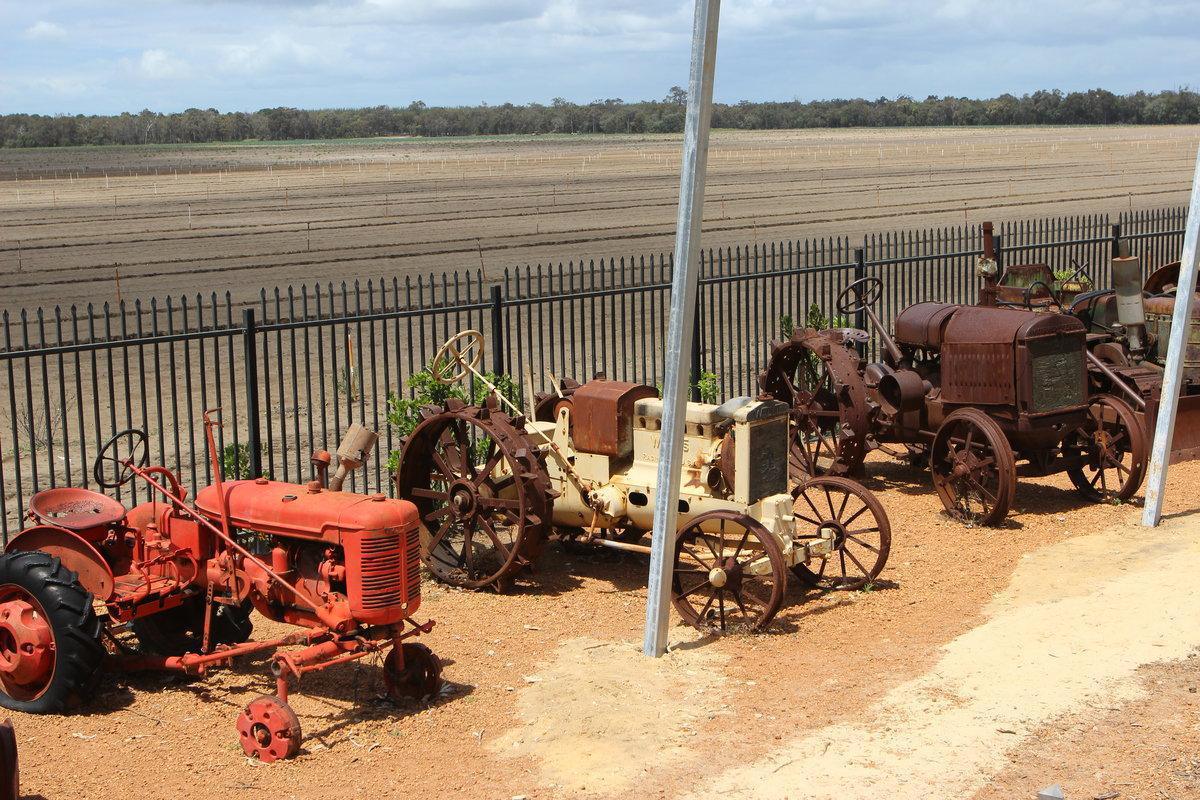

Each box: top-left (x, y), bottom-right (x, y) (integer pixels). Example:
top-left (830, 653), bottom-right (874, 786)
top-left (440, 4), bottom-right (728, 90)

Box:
top-left (396, 331), bottom-right (891, 633)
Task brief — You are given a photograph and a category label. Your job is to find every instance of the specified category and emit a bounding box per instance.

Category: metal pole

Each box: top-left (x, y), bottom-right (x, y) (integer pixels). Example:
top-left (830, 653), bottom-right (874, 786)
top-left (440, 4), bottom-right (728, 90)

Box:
top-left (243, 308), bottom-right (263, 479)
top-left (1142, 144), bottom-right (1200, 527)
top-left (489, 283), bottom-right (505, 376)
top-left (643, 0), bottom-right (720, 658)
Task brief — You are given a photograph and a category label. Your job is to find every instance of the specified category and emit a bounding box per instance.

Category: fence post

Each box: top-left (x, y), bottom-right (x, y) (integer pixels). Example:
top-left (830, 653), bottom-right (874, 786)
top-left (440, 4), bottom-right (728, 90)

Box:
top-left (1111, 222), bottom-right (1125, 258)
top-left (489, 283), bottom-right (505, 376)
top-left (853, 248), bottom-right (866, 356)
top-left (242, 307), bottom-right (263, 478)
top-left (690, 291), bottom-right (703, 402)
top-left (993, 232), bottom-right (1004, 272)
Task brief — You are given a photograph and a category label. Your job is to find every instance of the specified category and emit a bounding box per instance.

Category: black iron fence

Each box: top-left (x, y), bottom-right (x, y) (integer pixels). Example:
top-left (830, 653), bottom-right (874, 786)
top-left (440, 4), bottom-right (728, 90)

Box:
top-left (0, 205), bottom-right (1186, 538)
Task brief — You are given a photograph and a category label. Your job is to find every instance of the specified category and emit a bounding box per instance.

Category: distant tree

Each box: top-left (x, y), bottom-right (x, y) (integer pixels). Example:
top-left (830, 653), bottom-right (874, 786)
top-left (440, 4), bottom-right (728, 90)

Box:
top-left (5, 88), bottom-right (1200, 148)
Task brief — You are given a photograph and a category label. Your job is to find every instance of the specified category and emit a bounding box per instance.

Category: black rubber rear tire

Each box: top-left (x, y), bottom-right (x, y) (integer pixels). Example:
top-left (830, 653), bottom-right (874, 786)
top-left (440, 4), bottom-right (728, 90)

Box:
top-left (132, 598), bottom-right (253, 656)
top-left (0, 551), bottom-right (104, 714)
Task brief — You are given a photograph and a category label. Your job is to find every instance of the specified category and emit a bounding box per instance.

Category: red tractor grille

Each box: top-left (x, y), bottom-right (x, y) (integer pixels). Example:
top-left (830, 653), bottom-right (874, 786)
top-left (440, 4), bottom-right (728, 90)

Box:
top-left (357, 532), bottom-right (404, 611)
top-left (405, 525), bottom-right (421, 605)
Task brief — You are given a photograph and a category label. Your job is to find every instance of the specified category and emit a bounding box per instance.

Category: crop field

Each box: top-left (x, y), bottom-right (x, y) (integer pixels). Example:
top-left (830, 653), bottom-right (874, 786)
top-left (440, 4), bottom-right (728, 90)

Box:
top-left (1, 125), bottom-right (1198, 313)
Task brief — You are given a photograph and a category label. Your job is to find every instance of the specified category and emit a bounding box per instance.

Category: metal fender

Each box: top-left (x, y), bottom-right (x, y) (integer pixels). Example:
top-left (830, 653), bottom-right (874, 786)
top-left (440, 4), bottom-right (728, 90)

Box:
top-left (5, 526), bottom-right (115, 601)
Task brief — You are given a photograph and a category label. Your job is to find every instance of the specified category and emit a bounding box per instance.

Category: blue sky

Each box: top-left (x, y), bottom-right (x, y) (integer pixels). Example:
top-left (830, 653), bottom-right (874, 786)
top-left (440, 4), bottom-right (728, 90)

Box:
top-left (2, 0), bottom-right (1198, 115)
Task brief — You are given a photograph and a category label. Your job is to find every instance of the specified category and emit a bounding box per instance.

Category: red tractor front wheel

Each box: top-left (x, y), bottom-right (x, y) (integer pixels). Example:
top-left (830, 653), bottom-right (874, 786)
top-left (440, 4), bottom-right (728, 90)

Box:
top-left (383, 643), bottom-right (443, 701)
top-left (237, 695), bottom-right (302, 762)
top-left (0, 552), bottom-right (103, 714)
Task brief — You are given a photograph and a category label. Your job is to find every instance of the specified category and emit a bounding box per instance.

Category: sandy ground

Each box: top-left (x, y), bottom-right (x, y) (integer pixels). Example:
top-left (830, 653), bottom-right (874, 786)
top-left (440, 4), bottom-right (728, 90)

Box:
top-left (8, 451), bottom-right (1200, 800)
top-left (1, 126), bottom-right (1197, 312)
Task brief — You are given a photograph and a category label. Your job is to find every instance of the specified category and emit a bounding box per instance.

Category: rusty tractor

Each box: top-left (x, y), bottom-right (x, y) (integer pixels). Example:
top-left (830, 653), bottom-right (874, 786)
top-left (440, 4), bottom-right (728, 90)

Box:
top-left (979, 223), bottom-right (1200, 465)
top-left (760, 277), bottom-right (1148, 527)
top-left (0, 413), bottom-right (441, 762)
top-left (395, 331), bottom-right (892, 633)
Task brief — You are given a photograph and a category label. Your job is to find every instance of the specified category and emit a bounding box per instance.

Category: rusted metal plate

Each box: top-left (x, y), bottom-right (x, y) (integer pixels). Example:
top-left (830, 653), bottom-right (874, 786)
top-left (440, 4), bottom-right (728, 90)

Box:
top-left (894, 302), bottom-right (958, 349)
top-left (1147, 390), bottom-right (1200, 464)
top-left (570, 380), bottom-right (659, 459)
top-left (940, 307), bottom-right (1026, 405)
top-left (941, 342), bottom-right (1016, 405)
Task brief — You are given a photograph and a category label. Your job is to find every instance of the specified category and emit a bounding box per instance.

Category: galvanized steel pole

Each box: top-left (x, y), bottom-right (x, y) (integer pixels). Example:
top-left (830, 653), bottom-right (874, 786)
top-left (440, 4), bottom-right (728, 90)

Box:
top-left (643, 0), bottom-right (721, 657)
top-left (1142, 143), bottom-right (1200, 527)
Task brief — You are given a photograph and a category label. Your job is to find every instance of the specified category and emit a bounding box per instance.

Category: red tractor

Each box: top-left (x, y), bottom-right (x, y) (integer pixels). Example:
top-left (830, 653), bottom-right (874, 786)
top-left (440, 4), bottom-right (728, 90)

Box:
top-left (0, 411), bottom-right (441, 762)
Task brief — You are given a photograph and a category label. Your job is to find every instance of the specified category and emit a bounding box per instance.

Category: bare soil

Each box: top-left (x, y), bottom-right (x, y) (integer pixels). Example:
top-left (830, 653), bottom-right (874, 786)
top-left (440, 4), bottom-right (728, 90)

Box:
top-left (1, 126), bottom-right (1197, 313)
top-left (9, 453), bottom-right (1200, 799)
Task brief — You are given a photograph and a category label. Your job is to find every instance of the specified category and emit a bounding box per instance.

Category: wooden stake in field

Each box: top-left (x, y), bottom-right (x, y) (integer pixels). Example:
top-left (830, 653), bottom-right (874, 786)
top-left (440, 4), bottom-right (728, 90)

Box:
top-left (114, 268), bottom-right (122, 305)
top-left (306, 221), bottom-right (311, 252)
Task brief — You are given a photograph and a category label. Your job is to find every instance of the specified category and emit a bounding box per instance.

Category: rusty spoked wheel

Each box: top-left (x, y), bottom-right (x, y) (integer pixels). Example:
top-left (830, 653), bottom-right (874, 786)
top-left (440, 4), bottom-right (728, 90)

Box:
top-left (760, 330), bottom-right (869, 482)
top-left (0, 552), bottom-right (103, 714)
top-left (791, 476), bottom-right (892, 590)
top-left (237, 695), bottom-right (302, 763)
top-left (397, 401), bottom-right (551, 591)
top-left (383, 642), bottom-right (443, 701)
top-left (930, 408), bottom-right (1016, 527)
top-left (1064, 393), bottom-right (1147, 503)
top-left (671, 511), bottom-right (786, 634)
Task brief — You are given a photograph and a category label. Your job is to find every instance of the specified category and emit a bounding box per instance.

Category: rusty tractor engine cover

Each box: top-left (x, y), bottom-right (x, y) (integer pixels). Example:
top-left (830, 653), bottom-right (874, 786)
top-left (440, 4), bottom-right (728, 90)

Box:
top-left (570, 380), bottom-right (660, 459)
top-left (939, 306), bottom-right (1087, 412)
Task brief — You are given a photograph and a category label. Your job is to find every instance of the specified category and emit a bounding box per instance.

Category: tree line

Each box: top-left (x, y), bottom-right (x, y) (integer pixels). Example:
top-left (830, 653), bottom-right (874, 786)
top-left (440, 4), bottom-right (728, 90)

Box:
top-left (3, 88), bottom-right (1199, 148)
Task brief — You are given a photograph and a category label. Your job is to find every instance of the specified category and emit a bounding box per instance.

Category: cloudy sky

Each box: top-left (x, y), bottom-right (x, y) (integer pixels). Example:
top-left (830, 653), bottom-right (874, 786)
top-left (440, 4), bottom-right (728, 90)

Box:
top-left (2, 0), bottom-right (1198, 115)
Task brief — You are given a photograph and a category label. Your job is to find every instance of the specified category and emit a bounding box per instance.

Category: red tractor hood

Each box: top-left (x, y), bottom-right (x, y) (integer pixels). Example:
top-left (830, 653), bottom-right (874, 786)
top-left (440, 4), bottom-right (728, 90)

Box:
top-left (193, 479), bottom-right (418, 543)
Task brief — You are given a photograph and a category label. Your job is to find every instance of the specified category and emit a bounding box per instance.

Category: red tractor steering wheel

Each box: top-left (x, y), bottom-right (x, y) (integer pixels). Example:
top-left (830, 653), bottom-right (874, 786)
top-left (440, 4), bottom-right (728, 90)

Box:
top-left (94, 429), bottom-right (149, 489)
top-left (837, 277), bottom-right (883, 317)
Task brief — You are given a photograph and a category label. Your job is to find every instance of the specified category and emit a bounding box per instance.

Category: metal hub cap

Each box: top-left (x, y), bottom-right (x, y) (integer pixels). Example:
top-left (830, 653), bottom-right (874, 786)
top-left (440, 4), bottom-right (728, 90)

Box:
top-left (0, 594), bottom-right (54, 691)
top-left (818, 521), bottom-right (846, 548)
top-left (708, 567), bottom-right (728, 588)
top-left (448, 481), bottom-right (478, 519)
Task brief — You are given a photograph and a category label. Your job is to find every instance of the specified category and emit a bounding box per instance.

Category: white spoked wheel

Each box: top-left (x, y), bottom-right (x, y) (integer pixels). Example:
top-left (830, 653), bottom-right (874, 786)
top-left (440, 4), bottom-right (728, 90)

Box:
top-left (431, 330), bottom-right (485, 386)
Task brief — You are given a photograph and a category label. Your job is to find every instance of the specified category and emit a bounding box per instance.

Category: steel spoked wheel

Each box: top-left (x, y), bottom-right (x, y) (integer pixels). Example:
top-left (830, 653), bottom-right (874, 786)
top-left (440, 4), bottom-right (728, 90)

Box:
top-left (383, 642), bottom-right (443, 701)
top-left (671, 511), bottom-right (786, 634)
top-left (791, 476), bottom-right (892, 590)
top-left (0, 552), bottom-right (103, 714)
top-left (237, 695), bottom-right (302, 763)
top-left (1065, 394), bottom-right (1147, 503)
top-left (397, 402), bottom-right (551, 591)
top-left (930, 408), bottom-right (1016, 527)
top-left (760, 331), bottom-right (869, 482)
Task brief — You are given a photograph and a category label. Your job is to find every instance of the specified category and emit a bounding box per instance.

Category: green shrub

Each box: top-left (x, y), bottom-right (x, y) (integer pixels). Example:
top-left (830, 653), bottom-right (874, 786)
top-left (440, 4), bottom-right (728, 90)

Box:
top-left (385, 359), bottom-right (520, 473)
top-left (220, 442), bottom-right (271, 479)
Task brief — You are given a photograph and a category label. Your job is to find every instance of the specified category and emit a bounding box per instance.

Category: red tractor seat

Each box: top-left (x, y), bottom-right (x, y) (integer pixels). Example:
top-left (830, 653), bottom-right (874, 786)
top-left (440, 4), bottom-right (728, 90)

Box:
top-left (27, 487), bottom-right (126, 532)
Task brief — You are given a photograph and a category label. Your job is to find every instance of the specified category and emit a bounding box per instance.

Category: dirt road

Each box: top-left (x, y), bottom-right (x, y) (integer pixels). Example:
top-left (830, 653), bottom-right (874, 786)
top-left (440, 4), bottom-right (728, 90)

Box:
top-left (9, 456), bottom-right (1200, 799)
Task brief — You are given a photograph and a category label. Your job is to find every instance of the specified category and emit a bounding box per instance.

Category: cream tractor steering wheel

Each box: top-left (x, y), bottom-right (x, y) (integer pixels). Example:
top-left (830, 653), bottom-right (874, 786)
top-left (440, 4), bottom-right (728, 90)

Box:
top-left (431, 329), bottom-right (486, 385)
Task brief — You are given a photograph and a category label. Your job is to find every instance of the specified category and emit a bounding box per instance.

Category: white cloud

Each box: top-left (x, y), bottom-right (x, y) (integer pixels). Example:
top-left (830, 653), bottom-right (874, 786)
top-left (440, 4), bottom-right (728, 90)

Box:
top-left (219, 32), bottom-right (335, 74)
top-left (22, 21), bottom-right (67, 41)
top-left (36, 76), bottom-right (89, 95)
top-left (137, 49), bottom-right (189, 80)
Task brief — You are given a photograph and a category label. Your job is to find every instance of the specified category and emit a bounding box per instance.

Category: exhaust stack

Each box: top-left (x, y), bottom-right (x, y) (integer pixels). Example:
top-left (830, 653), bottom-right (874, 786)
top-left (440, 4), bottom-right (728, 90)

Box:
top-left (1112, 255), bottom-right (1146, 358)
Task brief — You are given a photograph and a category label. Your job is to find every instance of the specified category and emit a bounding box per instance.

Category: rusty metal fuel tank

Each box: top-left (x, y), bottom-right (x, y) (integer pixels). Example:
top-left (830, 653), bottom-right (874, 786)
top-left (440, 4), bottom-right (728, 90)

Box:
top-left (1145, 294), bottom-right (1200, 387)
top-left (894, 302), bottom-right (958, 349)
top-left (569, 380), bottom-right (659, 459)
